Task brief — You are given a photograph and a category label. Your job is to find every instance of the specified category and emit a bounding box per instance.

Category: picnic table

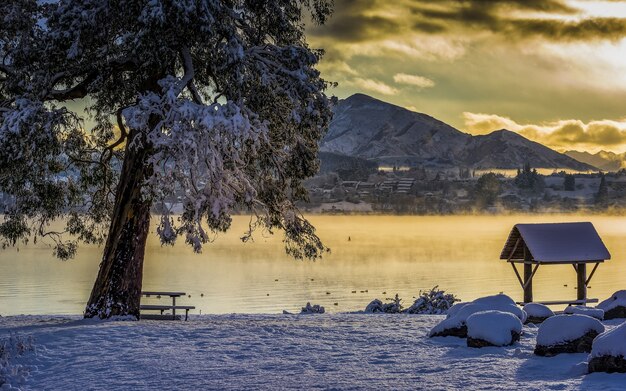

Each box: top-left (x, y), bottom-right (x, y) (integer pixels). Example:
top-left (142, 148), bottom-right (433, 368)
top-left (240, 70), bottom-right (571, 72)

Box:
top-left (140, 291), bottom-right (195, 321)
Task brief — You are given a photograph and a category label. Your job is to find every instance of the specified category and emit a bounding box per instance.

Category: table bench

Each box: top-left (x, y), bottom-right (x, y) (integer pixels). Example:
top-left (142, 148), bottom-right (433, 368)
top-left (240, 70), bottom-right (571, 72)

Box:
top-left (140, 291), bottom-right (195, 321)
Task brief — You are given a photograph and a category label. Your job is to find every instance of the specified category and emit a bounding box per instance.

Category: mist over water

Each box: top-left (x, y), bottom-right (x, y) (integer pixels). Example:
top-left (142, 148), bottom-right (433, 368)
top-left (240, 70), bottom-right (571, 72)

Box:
top-left (1, 215), bottom-right (625, 315)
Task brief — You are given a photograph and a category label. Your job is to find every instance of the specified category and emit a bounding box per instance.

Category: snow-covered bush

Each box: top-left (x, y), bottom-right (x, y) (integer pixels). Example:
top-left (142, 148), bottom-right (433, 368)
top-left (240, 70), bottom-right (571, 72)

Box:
top-left (597, 291), bottom-right (626, 320)
top-left (300, 303), bottom-right (325, 314)
top-left (534, 314), bottom-right (604, 356)
top-left (589, 321), bottom-right (626, 373)
top-left (466, 310), bottom-right (522, 347)
top-left (0, 335), bottom-right (35, 388)
top-left (364, 294), bottom-right (402, 313)
top-left (430, 294), bottom-right (526, 338)
top-left (523, 303), bottom-right (554, 324)
top-left (404, 286), bottom-right (459, 315)
top-left (564, 305), bottom-right (604, 320)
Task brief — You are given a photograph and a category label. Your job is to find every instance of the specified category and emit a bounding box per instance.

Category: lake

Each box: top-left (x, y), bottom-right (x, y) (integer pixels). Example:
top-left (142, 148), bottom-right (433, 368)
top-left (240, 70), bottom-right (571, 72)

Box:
top-left (1, 214), bottom-right (625, 316)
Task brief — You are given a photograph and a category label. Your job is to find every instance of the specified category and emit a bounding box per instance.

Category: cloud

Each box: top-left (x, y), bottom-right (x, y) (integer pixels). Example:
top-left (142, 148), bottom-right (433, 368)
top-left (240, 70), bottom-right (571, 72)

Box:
top-left (463, 112), bottom-right (626, 151)
top-left (393, 73), bottom-right (435, 89)
top-left (309, 0), bottom-right (626, 44)
top-left (351, 78), bottom-right (398, 95)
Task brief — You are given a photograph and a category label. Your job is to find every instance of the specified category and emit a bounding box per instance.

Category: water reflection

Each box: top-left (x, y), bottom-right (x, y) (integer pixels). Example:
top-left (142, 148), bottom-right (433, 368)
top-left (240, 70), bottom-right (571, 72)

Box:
top-left (0, 215), bottom-right (624, 315)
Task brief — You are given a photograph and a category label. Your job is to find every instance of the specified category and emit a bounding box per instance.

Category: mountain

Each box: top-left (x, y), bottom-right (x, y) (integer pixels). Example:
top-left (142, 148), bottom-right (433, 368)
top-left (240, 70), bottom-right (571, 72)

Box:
top-left (565, 150), bottom-right (625, 172)
top-left (464, 130), bottom-right (594, 171)
top-left (321, 94), bottom-right (596, 171)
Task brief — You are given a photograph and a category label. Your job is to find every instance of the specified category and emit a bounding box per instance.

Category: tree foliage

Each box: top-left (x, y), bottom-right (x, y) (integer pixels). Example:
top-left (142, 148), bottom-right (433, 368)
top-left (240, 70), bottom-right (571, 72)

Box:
top-left (563, 174), bottom-right (576, 191)
top-left (0, 0), bottom-right (334, 260)
top-left (474, 172), bottom-right (501, 207)
top-left (514, 163), bottom-right (545, 193)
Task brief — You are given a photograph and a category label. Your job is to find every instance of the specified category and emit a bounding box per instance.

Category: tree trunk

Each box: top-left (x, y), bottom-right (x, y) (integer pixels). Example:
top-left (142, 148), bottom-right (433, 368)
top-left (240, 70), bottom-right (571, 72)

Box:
top-left (84, 132), bottom-right (152, 319)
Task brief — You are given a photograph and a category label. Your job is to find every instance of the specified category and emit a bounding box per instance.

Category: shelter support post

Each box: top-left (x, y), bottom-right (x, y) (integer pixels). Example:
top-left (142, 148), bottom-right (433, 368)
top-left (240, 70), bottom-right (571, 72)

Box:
top-left (523, 245), bottom-right (533, 303)
top-left (577, 262), bottom-right (587, 301)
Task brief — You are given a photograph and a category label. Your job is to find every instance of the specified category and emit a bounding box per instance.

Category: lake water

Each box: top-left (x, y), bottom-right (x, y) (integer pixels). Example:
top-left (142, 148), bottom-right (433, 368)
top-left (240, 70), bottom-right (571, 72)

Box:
top-left (1, 215), bottom-right (625, 316)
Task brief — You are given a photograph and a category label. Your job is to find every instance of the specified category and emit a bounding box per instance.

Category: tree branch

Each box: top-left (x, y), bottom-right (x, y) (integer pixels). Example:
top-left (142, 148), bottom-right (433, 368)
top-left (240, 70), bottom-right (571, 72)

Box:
top-left (45, 57), bottom-right (138, 102)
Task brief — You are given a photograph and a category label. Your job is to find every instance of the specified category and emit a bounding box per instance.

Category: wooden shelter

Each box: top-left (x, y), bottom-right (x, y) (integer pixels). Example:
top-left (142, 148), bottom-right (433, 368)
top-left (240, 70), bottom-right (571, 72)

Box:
top-left (500, 222), bottom-right (611, 305)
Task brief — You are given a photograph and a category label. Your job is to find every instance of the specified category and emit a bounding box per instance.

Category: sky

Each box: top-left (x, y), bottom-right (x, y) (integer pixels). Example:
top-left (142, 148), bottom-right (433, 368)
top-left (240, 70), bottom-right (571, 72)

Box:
top-left (306, 0), bottom-right (626, 154)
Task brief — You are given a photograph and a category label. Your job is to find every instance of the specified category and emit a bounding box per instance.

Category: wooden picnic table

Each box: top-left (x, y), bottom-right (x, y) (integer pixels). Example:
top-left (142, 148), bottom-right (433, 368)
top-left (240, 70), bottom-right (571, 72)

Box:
top-left (140, 291), bottom-right (195, 321)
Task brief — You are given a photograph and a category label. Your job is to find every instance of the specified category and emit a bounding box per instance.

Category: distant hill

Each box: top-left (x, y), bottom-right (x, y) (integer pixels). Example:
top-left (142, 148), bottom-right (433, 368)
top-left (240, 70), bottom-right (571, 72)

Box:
top-left (565, 150), bottom-right (625, 172)
top-left (321, 93), bottom-right (596, 171)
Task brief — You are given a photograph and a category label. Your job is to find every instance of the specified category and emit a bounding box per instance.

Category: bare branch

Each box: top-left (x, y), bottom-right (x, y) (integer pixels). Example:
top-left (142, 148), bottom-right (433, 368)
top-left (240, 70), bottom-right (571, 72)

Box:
top-left (188, 81), bottom-right (203, 104)
top-left (175, 46), bottom-right (197, 99)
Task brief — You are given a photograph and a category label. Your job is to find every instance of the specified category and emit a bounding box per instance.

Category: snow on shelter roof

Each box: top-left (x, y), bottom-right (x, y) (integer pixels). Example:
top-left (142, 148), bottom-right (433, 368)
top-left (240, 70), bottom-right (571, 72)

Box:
top-left (500, 222), bottom-right (611, 263)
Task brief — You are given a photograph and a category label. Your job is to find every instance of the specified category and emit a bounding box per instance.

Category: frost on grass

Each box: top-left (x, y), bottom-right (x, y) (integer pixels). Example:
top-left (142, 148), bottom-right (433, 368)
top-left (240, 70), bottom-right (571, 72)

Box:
top-left (0, 335), bottom-right (35, 389)
top-left (466, 310), bottom-right (522, 347)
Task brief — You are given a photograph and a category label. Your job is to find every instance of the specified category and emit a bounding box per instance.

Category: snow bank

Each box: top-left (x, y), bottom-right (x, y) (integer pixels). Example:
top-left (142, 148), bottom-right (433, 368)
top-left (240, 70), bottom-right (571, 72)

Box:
top-left (3, 314), bottom-right (626, 389)
top-left (590, 321), bottom-right (626, 359)
top-left (536, 314), bottom-right (604, 347)
top-left (466, 311), bottom-right (522, 347)
top-left (0, 334), bottom-right (35, 389)
top-left (523, 303), bottom-right (554, 320)
top-left (564, 305), bottom-right (603, 320)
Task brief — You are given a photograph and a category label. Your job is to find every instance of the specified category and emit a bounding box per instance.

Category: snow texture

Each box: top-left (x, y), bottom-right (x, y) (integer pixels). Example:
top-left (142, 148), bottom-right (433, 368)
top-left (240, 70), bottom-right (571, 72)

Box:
top-left (466, 311), bottom-right (522, 346)
top-left (523, 303), bottom-right (554, 319)
top-left (430, 294), bottom-right (526, 337)
top-left (565, 306), bottom-right (604, 320)
top-left (590, 321), bottom-right (626, 359)
top-left (536, 315), bottom-right (605, 347)
top-left (2, 314), bottom-right (626, 391)
top-left (597, 291), bottom-right (626, 312)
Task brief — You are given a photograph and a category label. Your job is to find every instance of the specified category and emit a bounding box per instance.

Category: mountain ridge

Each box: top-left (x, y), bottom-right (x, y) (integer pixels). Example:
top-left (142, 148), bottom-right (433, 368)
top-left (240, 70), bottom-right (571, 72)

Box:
top-left (321, 94), bottom-right (596, 171)
top-left (565, 150), bottom-right (625, 171)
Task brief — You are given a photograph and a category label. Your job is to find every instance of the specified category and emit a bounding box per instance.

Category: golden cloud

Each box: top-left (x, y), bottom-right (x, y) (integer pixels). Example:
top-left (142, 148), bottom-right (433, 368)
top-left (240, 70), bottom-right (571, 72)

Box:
top-left (463, 112), bottom-right (626, 152)
top-left (351, 78), bottom-right (399, 95)
top-left (393, 73), bottom-right (435, 89)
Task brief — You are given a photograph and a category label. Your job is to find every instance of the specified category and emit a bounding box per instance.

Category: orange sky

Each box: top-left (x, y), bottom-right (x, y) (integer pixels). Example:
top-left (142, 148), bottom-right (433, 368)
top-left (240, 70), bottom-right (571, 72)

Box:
top-left (307, 0), bottom-right (626, 154)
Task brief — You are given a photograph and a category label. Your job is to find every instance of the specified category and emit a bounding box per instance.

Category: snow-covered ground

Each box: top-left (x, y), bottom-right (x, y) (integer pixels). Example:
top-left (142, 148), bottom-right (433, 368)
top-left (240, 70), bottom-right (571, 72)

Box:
top-left (2, 314), bottom-right (626, 390)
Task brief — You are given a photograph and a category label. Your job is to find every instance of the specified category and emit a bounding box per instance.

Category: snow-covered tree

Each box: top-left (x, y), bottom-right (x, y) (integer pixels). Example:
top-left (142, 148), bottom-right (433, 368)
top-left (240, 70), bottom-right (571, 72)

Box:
top-left (0, 0), bottom-right (333, 319)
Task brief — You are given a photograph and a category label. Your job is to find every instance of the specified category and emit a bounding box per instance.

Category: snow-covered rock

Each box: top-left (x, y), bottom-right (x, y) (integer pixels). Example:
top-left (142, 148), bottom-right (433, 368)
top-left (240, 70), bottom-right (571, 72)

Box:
top-left (564, 305), bottom-right (604, 320)
top-left (445, 302), bottom-right (469, 319)
top-left (466, 311), bottom-right (522, 348)
top-left (534, 314), bottom-right (604, 356)
top-left (300, 303), bottom-right (325, 314)
top-left (597, 291), bottom-right (626, 320)
top-left (589, 321), bottom-right (626, 373)
top-left (430, 294), bottom-right (526, 338)
top-left (364, 299), bottom-right (384, 313)
top-left (523, 303), bottom-right (554, 324)
top-left (472, 294), bottom-right (516, 307)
